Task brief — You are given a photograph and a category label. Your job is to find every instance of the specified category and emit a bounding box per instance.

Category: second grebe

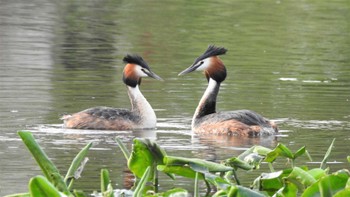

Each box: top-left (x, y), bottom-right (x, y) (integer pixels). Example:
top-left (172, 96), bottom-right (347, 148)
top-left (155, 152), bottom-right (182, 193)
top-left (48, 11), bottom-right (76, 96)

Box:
top-left (62, 54), bottom-right (162, 130)
top-left (179, 45), bottom-right (278, 136)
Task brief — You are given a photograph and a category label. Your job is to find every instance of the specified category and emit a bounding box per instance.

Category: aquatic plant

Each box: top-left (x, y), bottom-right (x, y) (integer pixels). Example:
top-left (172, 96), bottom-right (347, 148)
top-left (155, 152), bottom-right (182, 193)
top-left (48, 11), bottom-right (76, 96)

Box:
top-left (5, 131), bottom-right (350, 197)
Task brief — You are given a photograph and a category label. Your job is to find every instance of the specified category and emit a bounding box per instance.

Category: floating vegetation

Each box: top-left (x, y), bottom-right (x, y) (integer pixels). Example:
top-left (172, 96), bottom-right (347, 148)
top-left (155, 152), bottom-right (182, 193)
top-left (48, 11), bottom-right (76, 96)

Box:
top-left (5, 131), bottom-right (350, 197)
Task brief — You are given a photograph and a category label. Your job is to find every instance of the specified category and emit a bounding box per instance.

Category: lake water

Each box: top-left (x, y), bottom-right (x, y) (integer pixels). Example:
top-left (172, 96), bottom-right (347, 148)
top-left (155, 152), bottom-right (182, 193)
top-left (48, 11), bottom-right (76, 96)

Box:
top-left (0, 0), bottom-right (349, 196)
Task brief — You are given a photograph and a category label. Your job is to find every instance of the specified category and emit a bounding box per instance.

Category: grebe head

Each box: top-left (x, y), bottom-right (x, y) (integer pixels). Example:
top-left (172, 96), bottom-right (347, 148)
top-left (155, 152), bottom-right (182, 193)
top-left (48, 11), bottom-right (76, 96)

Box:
top-left (122, 54), bottom-right (162, 87)
top-left (178, 45), bottom-right (227, 83)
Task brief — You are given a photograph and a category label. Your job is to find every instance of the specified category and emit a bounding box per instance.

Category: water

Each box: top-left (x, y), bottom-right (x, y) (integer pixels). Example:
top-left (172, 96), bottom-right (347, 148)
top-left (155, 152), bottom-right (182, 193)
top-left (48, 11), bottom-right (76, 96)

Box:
top-left (1, 0), bottom-right (349, 195)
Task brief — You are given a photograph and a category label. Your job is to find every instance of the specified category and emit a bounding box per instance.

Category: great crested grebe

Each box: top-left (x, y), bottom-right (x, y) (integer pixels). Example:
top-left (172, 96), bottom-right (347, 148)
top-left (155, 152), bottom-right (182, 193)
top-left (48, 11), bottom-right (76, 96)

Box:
top-left (179, 45), bottom-right (278, 136)
top-left (62, 54), bottom-right (162, 130)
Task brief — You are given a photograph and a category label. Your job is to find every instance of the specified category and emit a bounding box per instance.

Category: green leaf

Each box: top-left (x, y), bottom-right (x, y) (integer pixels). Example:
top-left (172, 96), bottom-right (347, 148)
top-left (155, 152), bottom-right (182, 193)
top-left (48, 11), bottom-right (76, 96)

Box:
top-left (164, 156), bottom-right (233, 172)
top-left (17, 131), bottom-right (70, 195)
top-left (237, 145), bottom-right (272, 160)
top-left (302, 173), bottom-right (349, 197)
top-left (157, 165), bottom-right (204, 179)
top-left (65, 142), bottom-right (92, 187)
top-left (128, 139), bottom-right (156, 179)
top-left (273, 180), bottom-right (298, 197)
top-left (252, 169), bottom-right (295, 193)
top-left (161, 188), bottom-right (189, 197)
top-left (320, 138), bottom-right (335, 169)
top-left (101, 169), bottom-right (111, 193)
top-left (265, 143), bottom-right (294, 162)
top-left (224, 156), bottom-right (255, 170)
top-left (307, 168), bottom-right (328, 180)
top-left (288, 167), bottom-right (316, 188)
top-left (73, 190), bottom-right (88, 197)
top-left (204, 173), bottom-right (231, 190)
top-left (29, 176), bottom-right (63, 197)
top-left (293, 146), bottom-right (306, 159)
top-left (235, 185), bottom-right (266, 197)
top-left (128, 138), bottom-right (167, 179)
top-left (259, 171), bottom-right (284, 191)
top-left (115, 137), bottom-right (130, 161)
top-left (333, 188), bottom-right (350, 197)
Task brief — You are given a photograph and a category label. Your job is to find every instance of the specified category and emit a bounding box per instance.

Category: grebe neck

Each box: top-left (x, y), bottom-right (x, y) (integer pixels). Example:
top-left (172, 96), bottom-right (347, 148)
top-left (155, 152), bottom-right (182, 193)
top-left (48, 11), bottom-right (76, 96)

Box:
top-left (127, 85), bottom-right (156, 128)
top-left (192, 78), bottom-right (220, 127)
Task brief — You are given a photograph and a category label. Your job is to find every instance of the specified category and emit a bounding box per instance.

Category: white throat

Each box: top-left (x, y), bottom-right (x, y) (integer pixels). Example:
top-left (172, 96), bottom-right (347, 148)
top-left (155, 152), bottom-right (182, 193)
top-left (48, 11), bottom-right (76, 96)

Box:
top-left (127, 85), bottom-right (157, 128)
top-left (192, 78), bottom-right (218, 128)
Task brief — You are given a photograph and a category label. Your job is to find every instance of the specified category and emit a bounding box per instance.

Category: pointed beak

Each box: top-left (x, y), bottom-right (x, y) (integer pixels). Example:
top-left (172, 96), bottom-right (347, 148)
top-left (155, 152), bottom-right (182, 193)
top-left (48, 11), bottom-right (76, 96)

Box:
top-left (178, 64), bottom-right (197, 76)
top-left (147, 71), bottom-right (163, 81)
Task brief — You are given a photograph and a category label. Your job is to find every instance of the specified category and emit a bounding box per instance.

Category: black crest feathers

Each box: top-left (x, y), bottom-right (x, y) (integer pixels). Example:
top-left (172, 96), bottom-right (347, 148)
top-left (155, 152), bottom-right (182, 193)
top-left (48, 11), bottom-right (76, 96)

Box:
top-left (123, 54), bottom-right (150, 69)
top-left (194, 45), bottom-right (227, 64)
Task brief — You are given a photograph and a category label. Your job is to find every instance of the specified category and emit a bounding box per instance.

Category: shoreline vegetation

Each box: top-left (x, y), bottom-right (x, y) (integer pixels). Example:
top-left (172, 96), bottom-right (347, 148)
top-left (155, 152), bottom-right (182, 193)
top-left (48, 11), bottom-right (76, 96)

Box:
top-left (5, 131), bottom-right (350, 197)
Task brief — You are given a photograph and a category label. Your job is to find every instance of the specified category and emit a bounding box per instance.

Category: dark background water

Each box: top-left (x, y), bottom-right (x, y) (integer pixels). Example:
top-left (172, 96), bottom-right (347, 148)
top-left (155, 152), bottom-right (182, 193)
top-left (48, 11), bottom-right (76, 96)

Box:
top-left (0, 0), bottom-right (349, 195)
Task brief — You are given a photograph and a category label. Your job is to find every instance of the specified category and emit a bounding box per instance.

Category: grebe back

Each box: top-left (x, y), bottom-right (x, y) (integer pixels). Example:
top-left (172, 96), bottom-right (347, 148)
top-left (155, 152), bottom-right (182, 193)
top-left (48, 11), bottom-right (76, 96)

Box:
top-left (179, 45), bottom-right (278, 136)
top-left (62, 54), bottom-right (162, 130)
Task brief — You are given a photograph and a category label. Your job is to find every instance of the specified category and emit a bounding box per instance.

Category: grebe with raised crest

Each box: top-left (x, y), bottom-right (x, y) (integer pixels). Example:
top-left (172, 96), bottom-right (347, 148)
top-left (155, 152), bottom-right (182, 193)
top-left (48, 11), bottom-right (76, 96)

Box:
top-left (62, 54), bottom-right (162, 130)
top-left (179, 45), bottom-right (278, 136)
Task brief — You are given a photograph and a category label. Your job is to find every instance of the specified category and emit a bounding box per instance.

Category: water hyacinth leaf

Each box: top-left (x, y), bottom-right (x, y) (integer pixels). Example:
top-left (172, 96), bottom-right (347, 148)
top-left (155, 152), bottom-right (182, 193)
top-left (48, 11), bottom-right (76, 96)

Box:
top-left (319, 177), bottom-right (342, 197)
top-left (287, 167), bottom-right (316, 189)
top-left (65, 142), bottom-right (92, 186)
top-left (273, 180), bottom-right (298, 197)
top-left (204, 173), bottom-right (231, 190)
top-left (164, 156), bottom-right (233, 172)
top-left (17, 131), bottom-right (70, 195)
top-left (190, 162), bottom-right (209, 173)
top-left (302, 173), bottom-right (349, 197)
top-left (258, 171), bottom-right (284, 191)
top-left (128, 139), bottom-right (155, 179)
top-left (252, 146), bottom-right (273, 156)
top-left (29, 176), bottom-right (63, 197)
top-left (307, 168), bottom-right (328, 180)
top-left (265, 143), bottom-right (294, 163)
top-left (320, 138), bottom-right (335, 170)
top-left (293, 146), bottom-right (307, 160)
top-left (128, 138), bottom-right (167, 179)
top-left (115, 137), bottom-right (130, 161)
top-left (161, 188), bottom-right (189, 197)
top-left (145, 138), bottom-right (167, 164)
top-left (243, 153), bottom-right (264, 169)
top-left (157, 165), bottom-right (205, 179)
top-left (237, 145), bottom-right (272, 160)
top-left (228, 185), bottom-right (265, 197)
top-left (224, 156), bottom-right (254, 170)
top-left (333, 188), bottom-right (350, 197)
top-left (73, 190), bottom-right (88, 197)
top-left (101, 169), bottom-right (111, 193)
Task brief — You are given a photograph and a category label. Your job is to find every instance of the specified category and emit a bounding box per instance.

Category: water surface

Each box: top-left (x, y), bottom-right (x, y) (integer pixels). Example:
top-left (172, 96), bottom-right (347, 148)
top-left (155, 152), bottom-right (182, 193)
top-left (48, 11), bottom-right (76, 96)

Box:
top-left (0, 0), bottom-right (349, 195)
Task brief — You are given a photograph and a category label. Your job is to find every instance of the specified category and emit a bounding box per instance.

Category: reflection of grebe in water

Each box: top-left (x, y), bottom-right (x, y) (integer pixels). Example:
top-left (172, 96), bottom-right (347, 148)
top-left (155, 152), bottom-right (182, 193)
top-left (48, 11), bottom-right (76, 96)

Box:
top-left (179, 45), bottom-right (278, 136)
top-left (62, 55), bottom-right (162, 130)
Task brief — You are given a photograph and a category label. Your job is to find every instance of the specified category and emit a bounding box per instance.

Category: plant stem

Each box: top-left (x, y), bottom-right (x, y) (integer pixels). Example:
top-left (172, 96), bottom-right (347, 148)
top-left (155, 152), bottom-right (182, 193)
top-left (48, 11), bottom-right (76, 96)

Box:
top-left (153, 163), bottom-right (158, 193)
top-left (204, 179), bottom-right (211, 196)
top-left (268, 163), bottom-right (275, 172)
top-left (232, 170), bottom-right (240, 185)
top-left (194, 172), bottom-right (199, 197)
